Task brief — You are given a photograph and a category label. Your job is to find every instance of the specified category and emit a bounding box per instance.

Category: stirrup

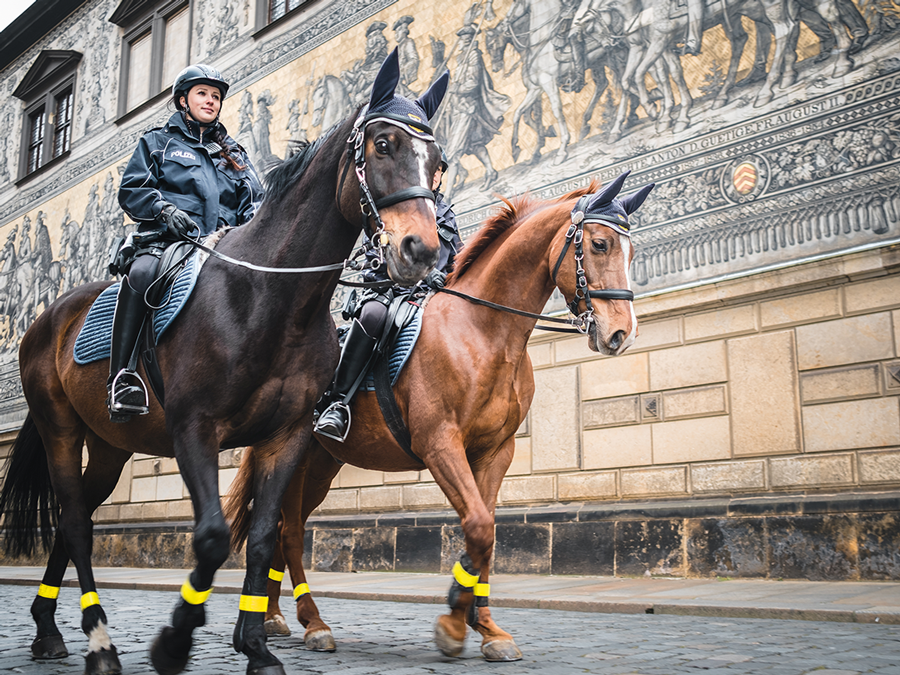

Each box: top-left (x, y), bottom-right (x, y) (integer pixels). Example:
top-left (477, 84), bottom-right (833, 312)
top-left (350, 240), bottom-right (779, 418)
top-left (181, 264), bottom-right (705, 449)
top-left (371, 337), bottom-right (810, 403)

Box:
top-left (314, 401), bottom-right (351, 442)
top-left (108, 369), bottom-right (150, 420)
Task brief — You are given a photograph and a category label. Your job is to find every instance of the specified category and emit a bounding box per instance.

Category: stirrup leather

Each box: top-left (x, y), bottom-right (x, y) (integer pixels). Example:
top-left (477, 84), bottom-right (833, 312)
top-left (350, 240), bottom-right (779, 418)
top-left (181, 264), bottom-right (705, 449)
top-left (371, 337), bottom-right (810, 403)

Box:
top-left (314, 400), bottom-right (352, 442)
top-left (109, 368), bottom-right (150, 415)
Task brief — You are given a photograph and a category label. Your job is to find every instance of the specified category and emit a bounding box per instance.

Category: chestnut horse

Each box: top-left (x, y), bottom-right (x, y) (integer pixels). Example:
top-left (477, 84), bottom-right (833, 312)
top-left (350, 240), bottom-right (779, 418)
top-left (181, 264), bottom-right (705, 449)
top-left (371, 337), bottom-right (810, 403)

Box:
top-left (225, 173), bottom-right (654, 662)
top-left (0, 51), bottom-right (447, 675)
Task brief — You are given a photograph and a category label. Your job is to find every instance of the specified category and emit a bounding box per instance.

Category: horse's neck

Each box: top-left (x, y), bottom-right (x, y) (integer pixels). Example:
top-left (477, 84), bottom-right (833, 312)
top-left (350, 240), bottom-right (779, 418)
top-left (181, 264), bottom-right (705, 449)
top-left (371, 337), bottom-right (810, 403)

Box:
top-left (455, 212), bottom-right (560, 343)
top-left (524, 0), bottom-right (562, 44)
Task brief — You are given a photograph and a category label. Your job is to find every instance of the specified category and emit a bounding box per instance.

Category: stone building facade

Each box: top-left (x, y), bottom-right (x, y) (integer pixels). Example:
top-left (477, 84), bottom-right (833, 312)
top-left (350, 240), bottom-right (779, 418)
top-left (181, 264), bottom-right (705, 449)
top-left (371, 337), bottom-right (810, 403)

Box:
top-left (0, 0), bottom-right (899, 580)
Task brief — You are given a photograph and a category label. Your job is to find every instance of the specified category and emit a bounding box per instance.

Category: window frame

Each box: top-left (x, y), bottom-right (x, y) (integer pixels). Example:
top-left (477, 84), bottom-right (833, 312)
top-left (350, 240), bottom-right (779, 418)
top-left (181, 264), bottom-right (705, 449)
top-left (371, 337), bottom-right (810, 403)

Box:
top-left (254, 0), bottom-right (312, 36)
top-left (115, 0), bottom-right (192, 119)
top-left (14, 53), bottom-right (80, 183)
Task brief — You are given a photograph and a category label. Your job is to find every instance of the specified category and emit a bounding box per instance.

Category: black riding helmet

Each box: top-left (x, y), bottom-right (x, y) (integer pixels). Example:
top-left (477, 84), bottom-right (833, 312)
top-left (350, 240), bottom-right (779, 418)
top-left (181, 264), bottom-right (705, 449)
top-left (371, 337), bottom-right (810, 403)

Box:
top-left (172, 64), bottom-right (229, 103)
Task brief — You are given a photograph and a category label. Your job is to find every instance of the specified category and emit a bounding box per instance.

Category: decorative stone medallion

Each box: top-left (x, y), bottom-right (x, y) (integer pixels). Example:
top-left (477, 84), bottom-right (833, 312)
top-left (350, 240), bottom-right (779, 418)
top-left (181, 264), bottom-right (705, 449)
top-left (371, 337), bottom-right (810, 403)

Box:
top-left (721, 154), bottom-right (770, 204)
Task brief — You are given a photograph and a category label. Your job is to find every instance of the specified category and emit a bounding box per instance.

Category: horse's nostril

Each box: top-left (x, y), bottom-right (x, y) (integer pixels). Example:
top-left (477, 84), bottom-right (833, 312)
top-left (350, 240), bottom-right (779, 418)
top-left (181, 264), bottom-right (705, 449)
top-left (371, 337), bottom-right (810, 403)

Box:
top-left (609, 330), bottom-right (625, 351)
top-left (400, 235), bottom-right (436, 266)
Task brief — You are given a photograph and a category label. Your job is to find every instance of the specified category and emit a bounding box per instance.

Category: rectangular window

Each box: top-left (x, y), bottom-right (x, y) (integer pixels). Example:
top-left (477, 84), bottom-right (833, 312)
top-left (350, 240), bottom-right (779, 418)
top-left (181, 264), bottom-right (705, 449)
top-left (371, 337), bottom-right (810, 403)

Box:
top-left (27, 108), bottom-right (46, 174)
top-left (126, 31), bottom-right (153, 111)
top-left (52, 88), bottom-right (73, 158)
top-left (161, 7), bottom-right (189, 90)
top-left (116, 1), bottom-right (192, 117)
top-left (266, 0), bottom-right (304, 25)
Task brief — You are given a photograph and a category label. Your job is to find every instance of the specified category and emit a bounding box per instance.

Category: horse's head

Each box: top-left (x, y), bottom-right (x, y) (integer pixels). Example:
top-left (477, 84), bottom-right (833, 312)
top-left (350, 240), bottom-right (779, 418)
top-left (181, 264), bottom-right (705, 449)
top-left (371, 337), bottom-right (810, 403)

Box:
top-left (338, 48), bottom-right (449, 285)
top-left (484, 25), bottom-right (508, 73)
top-left (552, 172), bottom-right (654, 355)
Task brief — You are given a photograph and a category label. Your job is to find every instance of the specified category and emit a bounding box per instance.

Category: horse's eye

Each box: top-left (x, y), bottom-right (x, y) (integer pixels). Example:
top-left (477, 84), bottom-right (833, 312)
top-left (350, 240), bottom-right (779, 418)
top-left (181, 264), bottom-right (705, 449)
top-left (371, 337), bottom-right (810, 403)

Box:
top-left (591, 239), bottom-right (609, 253)
top-left (375, 139), bottom-right (390, 155)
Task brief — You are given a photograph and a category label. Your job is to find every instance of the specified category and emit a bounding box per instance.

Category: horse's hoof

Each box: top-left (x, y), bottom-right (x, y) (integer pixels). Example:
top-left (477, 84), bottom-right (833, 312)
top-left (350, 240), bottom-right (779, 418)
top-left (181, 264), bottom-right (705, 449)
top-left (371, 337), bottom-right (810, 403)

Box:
top-left (434, 617), bottom-right (465, 658)
top-left (673, 121), bottom-right (689, 134)
top-left (482, 639), bottom-right (523, 662)
top-left (304, 628), bottom-right (336, 652)
top-left (150, 628), bottom-right (190, 675)
top-left (31, 634), bottom-right (68, 659)
top-left (84, 646), bottom-right (122, 675)
top-left (248, 666), bottom-right (286, 675)
top-left (264, 615), bottom-right (291, 637)
top-left (754, 92), bottom-right (772, 108)
top-left (833, 59), bottom-right (853, 78)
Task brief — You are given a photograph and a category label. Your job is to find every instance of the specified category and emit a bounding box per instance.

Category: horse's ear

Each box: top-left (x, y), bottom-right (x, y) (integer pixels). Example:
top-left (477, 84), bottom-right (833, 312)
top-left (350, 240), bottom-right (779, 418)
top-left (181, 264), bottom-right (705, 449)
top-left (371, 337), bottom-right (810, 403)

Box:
top-left (588, 171), bottom-right (630, 210)
top-left (621, 183), bottom-right (655, 215)
top-left (416, 70), bottom-right (449, 120)
top-left (369, 48), bottom-right (401, 111)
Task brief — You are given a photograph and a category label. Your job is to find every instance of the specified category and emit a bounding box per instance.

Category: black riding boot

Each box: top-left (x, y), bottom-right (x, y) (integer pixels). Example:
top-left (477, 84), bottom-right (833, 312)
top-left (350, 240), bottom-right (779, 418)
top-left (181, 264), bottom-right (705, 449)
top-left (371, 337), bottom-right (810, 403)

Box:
top-left (107, 279), bottom-right (150, 422)
top-left (314, 319), bottom-right (378, 442)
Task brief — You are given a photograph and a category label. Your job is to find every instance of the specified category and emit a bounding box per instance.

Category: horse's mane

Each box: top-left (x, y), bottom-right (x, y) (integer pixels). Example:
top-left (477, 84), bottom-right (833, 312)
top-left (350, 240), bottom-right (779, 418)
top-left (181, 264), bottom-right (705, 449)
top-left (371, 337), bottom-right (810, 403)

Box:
top-left (262, 115), bottom-right (350, 200)
top-left (447, 180), bottom-right (601, 284)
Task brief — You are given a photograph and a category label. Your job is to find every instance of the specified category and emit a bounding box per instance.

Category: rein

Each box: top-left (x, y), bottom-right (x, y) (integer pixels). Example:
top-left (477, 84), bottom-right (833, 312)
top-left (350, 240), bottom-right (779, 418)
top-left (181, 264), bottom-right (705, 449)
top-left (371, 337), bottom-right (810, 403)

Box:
top-left (438, 198), bottom-right (635, 334)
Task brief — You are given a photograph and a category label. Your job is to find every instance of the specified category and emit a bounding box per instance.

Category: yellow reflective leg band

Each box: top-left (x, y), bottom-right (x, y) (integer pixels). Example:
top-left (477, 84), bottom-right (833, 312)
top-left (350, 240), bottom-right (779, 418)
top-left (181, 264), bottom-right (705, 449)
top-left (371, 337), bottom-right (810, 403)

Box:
top-left (181, 579), bottom-right (213, 605)
top-left (452, 561), bottom-right (479, 588)
top-left (268, 568), bottom-right (285, 582)
top-left (37, 584), bottom-right (60, 600)
top-left (80, 592), bottom-right (100, 611)
top-left (474, 583), bottom-right (490, 597)
top-left (239, 595), bottom-right (268, 613)
top-left (293, 583), bottom-right (310, 600)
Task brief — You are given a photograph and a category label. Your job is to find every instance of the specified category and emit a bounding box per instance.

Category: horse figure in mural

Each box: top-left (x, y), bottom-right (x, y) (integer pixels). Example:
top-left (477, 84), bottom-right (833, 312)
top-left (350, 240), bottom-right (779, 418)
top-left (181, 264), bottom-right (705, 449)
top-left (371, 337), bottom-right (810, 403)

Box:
top-left (225, 172), bottom-right (654, 662)
top-left (573, 0), bottom-right (795, 140)
top-left (0, 50), bottom-right (448, 675)
top-left (485, 0), bottom-right (572, 165)
top-left (312, 75), bottom-right (352, 134)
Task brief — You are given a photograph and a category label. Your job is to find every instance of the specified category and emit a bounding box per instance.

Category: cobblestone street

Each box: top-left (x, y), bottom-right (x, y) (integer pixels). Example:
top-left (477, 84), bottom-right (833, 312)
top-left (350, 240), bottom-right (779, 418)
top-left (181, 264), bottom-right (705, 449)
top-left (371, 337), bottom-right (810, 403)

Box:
top-left (0, 585), bottom-right (898, 674)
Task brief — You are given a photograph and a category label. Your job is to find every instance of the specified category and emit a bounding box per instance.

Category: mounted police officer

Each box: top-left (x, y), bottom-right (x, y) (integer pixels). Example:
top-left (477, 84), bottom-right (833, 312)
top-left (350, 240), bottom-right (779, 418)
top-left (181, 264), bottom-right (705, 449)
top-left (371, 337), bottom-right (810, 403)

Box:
top-left (314, 149), bottom-right (462, 442)
top-left (110, 64), bottom-right (263, 422)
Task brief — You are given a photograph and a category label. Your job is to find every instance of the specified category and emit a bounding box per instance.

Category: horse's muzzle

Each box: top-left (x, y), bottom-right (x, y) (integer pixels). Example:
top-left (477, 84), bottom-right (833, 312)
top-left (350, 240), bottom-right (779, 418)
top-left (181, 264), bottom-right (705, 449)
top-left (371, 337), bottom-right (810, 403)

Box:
top-left (387, 234), bottom-right (439, 285)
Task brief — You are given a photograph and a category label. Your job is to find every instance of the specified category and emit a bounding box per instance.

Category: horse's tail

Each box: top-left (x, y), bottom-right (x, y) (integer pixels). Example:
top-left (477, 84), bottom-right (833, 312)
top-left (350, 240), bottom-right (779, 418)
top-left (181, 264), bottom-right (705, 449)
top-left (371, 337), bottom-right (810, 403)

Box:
top-left (0, 412), bottom-right (58, 557)
top-left (223, 447), bottom-right (256, 552)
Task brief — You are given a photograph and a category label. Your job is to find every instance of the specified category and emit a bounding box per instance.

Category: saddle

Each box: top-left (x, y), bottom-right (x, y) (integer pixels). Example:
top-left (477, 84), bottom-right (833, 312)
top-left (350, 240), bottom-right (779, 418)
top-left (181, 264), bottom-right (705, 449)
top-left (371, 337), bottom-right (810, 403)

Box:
top-left (336, 289), bottom-right (424, 464)
top-left (74, 235), bottom-right (219, 407)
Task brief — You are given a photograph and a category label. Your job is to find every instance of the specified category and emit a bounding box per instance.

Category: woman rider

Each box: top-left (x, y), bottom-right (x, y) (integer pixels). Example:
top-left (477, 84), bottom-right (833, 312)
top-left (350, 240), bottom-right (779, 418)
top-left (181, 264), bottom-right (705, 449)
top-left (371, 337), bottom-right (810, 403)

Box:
top-left (110, 64), bottom-right (264, 422)
top-left (314, 149), bottom-right (462, 442)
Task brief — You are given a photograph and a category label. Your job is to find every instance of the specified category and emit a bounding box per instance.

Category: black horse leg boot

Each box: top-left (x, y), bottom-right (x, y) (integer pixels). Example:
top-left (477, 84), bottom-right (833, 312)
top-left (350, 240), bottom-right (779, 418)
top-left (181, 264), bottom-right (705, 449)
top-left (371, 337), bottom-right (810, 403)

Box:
top-left (314, 319), bottom-right (378, 442)
top-left (107, 279), bottom-right (150, 422)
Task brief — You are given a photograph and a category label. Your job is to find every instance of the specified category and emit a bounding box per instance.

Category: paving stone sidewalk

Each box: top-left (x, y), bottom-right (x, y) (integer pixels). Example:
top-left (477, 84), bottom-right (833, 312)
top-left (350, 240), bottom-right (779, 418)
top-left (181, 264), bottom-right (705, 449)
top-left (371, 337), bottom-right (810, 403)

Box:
top-left (1, 584), bottom-right (899, 675)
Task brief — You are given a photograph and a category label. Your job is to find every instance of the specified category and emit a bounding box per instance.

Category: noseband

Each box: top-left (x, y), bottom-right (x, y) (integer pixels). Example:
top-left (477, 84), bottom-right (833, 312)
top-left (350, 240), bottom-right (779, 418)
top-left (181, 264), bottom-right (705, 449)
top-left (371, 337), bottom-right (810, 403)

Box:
top-left (343, 106), bottom-right (437, 270)
top-left (551, 195), bottom-right (634, 329)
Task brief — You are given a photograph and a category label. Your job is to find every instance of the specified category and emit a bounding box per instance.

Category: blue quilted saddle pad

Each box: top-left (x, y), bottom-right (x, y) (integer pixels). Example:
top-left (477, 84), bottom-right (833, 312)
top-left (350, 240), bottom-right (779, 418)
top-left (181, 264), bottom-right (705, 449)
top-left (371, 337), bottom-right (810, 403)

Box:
top-left (73, 251), bottom-right (201, 365)
top-left (362, 307), bottom-right (423, 391)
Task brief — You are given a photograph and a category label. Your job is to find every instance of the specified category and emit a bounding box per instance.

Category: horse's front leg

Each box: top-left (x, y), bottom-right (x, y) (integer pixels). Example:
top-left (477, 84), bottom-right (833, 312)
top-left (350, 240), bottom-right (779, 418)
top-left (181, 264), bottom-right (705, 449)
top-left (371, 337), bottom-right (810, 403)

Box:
top-left (150, 425), bottom-right (232, 675)
top-left (232, 425), bottom-right (312, 675)
top-left (424, 440), bottom-right (507, 661)
top-left (468, 436), bottom-right (521, 662)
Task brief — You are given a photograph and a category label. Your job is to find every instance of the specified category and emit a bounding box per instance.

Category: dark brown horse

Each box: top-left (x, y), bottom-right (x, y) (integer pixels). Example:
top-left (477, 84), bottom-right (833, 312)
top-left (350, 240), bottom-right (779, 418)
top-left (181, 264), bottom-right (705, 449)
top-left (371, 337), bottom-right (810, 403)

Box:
top-left (226, 173), bottom-right (654, 662)
top-left (0, 51), bottom-right (448, 675)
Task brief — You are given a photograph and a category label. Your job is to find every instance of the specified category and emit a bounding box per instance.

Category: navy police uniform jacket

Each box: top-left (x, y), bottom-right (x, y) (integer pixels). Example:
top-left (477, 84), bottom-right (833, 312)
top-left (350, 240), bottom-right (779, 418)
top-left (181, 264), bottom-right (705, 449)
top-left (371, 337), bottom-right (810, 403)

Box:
top-left (119, 112), bottom-right (264, 235)
top-left (364, 191), bottom-right (462, 283)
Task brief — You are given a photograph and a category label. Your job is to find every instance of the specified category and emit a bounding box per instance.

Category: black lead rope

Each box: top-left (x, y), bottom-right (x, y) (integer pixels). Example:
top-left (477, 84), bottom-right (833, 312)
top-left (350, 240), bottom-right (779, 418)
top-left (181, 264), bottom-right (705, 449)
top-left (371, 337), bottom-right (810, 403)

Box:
top-left (437, 198), bottom-right (636, 333)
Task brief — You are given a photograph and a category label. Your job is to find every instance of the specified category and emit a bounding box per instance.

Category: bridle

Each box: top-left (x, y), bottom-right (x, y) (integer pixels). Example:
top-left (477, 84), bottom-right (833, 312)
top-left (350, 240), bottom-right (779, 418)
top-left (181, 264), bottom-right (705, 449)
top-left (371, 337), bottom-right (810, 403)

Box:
top-left (550, 194), bottom-right (634, 329)
top-left (340, 105), bottom-right (437, 271)
top-left (438, 195), bottom-right (635, 334)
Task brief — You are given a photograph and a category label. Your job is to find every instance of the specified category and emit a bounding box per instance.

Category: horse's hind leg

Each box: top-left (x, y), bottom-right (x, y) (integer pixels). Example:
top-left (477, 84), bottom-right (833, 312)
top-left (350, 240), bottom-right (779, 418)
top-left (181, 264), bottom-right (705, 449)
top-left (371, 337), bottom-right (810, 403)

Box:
top-left (30, 436), bottom-right (131, 664)
top-left (279, 439), bottom-right (341, 651)
top-left (30, 534), bottom-right (70, 659)
top-left (34, 423), bottom-right (126, 675)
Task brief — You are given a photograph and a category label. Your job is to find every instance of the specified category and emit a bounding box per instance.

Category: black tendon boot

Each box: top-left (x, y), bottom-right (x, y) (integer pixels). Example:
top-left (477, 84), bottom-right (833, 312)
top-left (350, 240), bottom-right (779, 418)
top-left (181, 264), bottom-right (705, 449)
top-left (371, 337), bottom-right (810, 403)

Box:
top-left (314, 319), bottom-right (378, 442)
top-left (107, 279), bottom-right (150, 422)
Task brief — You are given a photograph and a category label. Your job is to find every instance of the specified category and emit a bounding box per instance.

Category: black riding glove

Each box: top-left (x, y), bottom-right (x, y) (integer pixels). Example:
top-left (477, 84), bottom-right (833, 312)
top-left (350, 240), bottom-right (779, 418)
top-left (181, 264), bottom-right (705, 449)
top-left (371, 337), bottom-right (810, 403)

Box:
top-left (159, 204), bottom-right (199, 239)
top-left (425, 269), bottom-right (446, 289)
